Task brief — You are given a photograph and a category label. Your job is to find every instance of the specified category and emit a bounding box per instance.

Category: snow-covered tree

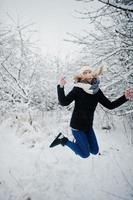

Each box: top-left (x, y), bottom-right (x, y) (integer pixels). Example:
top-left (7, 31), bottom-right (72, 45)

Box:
top-left (65, 0), bottom-right (133, 141)
top-left (0, 17), bottom-right (55, 113)
top-left (69, 0), bottom-right (133, 108)
top-left (0, 16), bottom-right (79, 116)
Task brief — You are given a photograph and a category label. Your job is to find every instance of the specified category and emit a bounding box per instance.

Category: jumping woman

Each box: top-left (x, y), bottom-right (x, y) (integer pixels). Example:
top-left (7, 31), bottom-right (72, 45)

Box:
top-left (50, 66), bottom-right (133, 158)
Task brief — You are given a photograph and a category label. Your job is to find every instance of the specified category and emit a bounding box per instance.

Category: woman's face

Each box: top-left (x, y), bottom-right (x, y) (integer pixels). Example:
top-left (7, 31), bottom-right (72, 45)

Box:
top-left (82, 70), bottom-right (94, 81)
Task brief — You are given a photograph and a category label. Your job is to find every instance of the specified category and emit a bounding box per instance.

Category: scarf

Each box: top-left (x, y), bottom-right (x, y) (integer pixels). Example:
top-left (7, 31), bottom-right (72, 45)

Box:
top-left (74, 78), bottom-right (100, 95)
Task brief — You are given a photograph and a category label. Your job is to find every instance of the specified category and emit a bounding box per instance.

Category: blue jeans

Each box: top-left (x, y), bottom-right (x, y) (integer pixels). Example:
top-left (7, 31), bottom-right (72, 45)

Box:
top-left (66, 128), bottom-right (99, 158)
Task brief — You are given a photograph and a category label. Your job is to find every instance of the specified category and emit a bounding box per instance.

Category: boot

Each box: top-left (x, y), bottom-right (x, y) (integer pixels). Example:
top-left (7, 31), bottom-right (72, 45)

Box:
top-left (60, 136), bottom-right (68, 146)
top-left (49, 133), bottom-right (68, 148)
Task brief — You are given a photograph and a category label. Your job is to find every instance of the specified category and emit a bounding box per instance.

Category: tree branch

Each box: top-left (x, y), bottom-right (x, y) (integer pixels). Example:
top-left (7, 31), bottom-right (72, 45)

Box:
top-left (98, 0), bottom-right (133, 13)
top-left (0, 55), bottom-right (27, 96)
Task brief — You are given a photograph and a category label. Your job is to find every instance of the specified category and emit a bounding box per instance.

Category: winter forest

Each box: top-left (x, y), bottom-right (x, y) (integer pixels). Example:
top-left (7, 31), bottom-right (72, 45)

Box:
top-left (0, 0), bottom-right (133, 200)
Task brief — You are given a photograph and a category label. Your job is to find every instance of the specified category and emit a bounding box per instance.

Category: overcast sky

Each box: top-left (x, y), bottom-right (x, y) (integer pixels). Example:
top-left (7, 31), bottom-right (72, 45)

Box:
top-left (0, 0), bottom-right (92, 58)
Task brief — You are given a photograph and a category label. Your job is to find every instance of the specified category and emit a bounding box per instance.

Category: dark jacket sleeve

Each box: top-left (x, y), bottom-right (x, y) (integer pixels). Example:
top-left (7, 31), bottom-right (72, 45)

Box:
top-left (57, 85), bottom-right (76, 106)
top-left (98, 89), bottom-right (128, 110)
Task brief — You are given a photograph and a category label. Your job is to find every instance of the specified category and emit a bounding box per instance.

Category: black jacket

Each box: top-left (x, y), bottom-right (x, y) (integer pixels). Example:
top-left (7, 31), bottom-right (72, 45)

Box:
top-left (57, 85), bottom-right (128, 131)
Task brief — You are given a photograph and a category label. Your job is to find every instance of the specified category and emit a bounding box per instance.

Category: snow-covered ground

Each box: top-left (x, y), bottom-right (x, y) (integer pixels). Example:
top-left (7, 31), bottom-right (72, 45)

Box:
top-left (0, 112), bottom-right (133, 200)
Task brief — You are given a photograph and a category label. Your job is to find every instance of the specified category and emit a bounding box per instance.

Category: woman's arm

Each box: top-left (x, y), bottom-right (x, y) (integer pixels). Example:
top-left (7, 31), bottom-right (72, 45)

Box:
top-left (98, 89), bottom-right (128, 110)
top-left (57, 77), bottom-right (76, 106)
top-left (57, 85), bottom-right (76, 106)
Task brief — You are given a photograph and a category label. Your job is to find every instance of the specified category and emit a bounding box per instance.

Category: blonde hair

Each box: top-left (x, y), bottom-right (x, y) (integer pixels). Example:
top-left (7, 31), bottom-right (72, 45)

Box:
top-left (74, 65), bottom-right (107, 82)
top-left (93, 65), bottom-right (107, 77)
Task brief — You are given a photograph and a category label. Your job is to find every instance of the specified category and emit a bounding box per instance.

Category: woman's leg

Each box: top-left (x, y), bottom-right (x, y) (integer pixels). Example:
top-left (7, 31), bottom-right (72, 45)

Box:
top-left (86, 128), bottom-right (99, 155)
top-left (66, 129), bottom-right (90, 158)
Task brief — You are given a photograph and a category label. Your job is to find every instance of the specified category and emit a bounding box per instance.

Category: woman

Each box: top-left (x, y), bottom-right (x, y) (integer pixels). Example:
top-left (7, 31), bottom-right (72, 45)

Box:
top-left (50, 66), bottom-right (133, 158)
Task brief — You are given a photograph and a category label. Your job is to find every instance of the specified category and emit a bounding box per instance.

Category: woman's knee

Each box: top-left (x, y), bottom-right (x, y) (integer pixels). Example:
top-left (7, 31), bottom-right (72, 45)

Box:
top-left (81, 152), bottom-right (90, 158)
top-left (91, 147), bottom-right (99, 155)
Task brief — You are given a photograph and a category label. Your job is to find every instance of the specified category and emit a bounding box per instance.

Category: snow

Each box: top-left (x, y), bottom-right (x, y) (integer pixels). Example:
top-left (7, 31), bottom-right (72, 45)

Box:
top-left (0, 113), bottom-right (133, 200)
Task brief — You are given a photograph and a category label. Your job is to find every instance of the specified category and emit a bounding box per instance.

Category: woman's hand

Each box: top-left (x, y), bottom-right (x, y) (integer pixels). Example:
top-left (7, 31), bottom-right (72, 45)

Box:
top-left (124, 88), bottom-right (133, 100)
top-left (58, 76), bottom-right (67, 88)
